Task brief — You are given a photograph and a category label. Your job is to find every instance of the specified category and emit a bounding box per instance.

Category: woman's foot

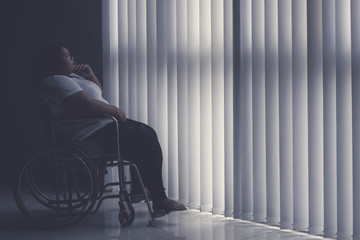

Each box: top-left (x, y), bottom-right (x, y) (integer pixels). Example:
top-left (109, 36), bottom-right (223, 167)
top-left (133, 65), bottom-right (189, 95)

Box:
top-left (152, 198), bottom-right (187, 218)
top-left (162, 198), bottom-right (187, 211)
top-left (153, 198), bottom-right (187, 212)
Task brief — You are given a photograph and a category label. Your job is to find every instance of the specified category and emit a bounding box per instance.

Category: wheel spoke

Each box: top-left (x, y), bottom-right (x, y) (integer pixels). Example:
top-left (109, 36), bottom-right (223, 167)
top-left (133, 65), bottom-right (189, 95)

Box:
top-left (14, 144), bottom-right (98, 227)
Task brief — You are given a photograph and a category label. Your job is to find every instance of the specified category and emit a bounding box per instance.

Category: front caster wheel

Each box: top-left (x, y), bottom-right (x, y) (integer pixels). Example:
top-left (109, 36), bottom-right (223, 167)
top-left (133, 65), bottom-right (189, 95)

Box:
top-left (118, 205), bottom-right (135, 227)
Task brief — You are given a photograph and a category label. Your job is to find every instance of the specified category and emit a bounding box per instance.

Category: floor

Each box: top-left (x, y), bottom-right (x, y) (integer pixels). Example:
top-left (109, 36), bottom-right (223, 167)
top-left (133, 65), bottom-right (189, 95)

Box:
top-left (0, 185), bottom-right (328, 240)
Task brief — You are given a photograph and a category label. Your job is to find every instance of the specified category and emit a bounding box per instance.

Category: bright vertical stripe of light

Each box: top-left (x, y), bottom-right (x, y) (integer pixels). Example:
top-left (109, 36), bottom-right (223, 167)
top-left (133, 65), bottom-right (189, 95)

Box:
top-left (199, 0), bottom-right (213, 212)
top-left (352, 0), bottom-right (360, 238)
top-left (167, 0), bottom-right (179, 201)
top-left (187, 0), bottom-right (201, 209)
top-left (240, 0), bottom-right (253, 221)
top-left (292, 0), bottom-right (309, 232)
top-left (176, 0), bottom-right (189, 205)
top-left (147, 0), bottom-right (157, 129)
top-left (336, 1), bottom-right (353, 239)
top-left (156, 0), bottom-right (169, 195)
top-left (117, 0), bottom-right (130, 189)
top-left (264, 0), bottom-right (280, 226)
top-left (307, 0), bottom-right (324, 235)
top-left (211, 0), bottom-right (225, 215)
top-left (128, 0), bottom-right (137, 119)
top-left (278, 0), bottom-right (293, 229)
top-left (322, 1), bottom-right (337, 238)
top-left (224, 0), bottom-right (233, 218)
top-left (118, 0), bottom-right (129, 114)
top-left (102, 0), bottom-right (119, 106)
top-left (102, 0), bottom-right (119, 186)
top-left (251, 0), bottom-right (266, 223)
top-left (136, 0), bottom-right (148, 123)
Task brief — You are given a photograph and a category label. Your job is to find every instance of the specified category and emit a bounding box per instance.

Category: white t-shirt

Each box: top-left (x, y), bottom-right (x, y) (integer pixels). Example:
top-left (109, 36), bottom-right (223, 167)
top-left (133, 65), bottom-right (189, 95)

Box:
top-left (41, 73), bottom-right (113, 140)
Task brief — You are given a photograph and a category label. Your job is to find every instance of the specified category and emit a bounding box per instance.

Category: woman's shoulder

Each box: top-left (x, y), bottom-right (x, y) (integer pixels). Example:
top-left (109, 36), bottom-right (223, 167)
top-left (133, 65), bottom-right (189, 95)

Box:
top-left (42, 74), bottom-right (72, 83)
top-left (41, 74), bottom-right (81, 89)
top-left (68, 73), bottom-right (97, 87)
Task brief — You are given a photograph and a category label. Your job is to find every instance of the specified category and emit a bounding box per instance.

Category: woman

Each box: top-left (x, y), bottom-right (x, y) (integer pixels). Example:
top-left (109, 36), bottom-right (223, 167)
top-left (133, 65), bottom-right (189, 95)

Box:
top-left (38, 42), bottom-right (187, 215)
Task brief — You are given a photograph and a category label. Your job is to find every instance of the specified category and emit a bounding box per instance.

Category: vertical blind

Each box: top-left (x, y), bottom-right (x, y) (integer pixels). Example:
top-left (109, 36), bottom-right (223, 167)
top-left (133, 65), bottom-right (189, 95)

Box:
top-left (103, 0), bottom-right (233, 216)
top-left (102, 0), bottom-right (359, 239)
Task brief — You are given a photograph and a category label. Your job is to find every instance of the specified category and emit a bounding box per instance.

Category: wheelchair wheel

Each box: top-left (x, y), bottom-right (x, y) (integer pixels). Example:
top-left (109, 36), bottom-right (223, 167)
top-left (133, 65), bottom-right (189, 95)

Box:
top-left (13, 143), bottom-right (98, 228)
top-left (118, 204), bottom-right (135, 227)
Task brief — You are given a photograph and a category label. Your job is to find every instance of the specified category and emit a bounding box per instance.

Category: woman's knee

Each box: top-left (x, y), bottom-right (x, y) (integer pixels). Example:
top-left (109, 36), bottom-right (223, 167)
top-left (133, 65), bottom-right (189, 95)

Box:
top-left (138, 122), bottom-right (158, 139)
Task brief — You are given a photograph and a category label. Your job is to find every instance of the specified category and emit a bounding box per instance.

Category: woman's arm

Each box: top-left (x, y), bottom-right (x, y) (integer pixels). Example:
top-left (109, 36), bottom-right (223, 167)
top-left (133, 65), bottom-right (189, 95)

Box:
top-left (61, 91), bottom-right (126, 122)
top-left (74, 64), bottom-right (103, 93)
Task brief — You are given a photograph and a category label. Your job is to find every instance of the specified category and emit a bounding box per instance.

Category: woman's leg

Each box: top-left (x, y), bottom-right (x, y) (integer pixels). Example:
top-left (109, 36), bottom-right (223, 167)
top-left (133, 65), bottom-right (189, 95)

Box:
top-left (87, 119), bottom-right (186, 211)
top-left (118, 119), bottom-right (167, 206)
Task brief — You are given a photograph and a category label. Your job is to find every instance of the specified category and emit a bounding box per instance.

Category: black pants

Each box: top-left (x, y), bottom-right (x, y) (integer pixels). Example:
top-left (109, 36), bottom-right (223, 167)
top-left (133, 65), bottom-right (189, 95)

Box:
top-left (87, 119), bottom-right (167, 205)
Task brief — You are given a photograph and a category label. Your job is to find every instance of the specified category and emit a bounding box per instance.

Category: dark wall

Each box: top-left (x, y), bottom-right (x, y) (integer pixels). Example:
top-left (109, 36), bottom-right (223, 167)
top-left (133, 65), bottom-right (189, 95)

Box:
top-left (1, 0), bottom-right (103, 185)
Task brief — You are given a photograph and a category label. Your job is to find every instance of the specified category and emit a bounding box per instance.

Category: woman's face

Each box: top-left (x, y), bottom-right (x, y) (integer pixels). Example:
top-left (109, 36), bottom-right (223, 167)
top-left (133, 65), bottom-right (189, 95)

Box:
top-left (57, 47), bottom-right (75, 75)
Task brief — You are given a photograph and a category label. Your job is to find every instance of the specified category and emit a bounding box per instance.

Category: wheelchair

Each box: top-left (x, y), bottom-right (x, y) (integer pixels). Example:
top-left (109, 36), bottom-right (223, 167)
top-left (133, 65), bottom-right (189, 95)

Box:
top-left (13, 104), bottom-right (162, 228)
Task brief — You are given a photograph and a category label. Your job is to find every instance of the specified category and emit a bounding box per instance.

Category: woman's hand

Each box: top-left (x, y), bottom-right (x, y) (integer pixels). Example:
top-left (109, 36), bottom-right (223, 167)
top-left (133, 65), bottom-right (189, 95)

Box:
top-left (74, 64), bottom-right (94, 80)
top-left (116, 108), bottom-right (127, 122)
top-left (74, 64), bottom-right (103, 93)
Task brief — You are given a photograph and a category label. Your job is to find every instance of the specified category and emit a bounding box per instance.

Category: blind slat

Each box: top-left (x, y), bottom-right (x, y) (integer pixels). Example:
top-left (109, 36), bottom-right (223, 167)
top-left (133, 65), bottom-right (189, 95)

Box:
top-left (292, 0), bottom-right (309, 232)
top-left (233, 0), bottom-right (242, 219)
top-left (136, 0), bottom-right (148, 123)
top-left (147, 0), bottom-right (157, 128)
top-left (307, 0), bottom-right (324, 235)
top-left (224, 0), bottom-right (234, 218)
top-left (211, 0), bottom-right (225, 215)
top-left (187, 0), bottom-right (201, 209)
top-left (240, 0), bottom-right (253, 221)
top-left (323, 0), bottom-right (337, 237)
top-left (278, 0), bottom-right (293, 230)
top-left (265, 0), bottom-right (280, 226)
top-left (336, 1), bottom-right (353, 239)
top-left (200, 0), bottom-right (213, 212)
top-left (156, 0), bottom-right (169, 193)
top-left (167, 0), bottom-right (179, 201)
top-left (352, 0), bottom-right (360, 238)
top-left (128, 0), bottom-right (137, 119)
top-left (252, 0), bottom-right (266, 223)
top-left (176, 0), bottom-right (189, 205)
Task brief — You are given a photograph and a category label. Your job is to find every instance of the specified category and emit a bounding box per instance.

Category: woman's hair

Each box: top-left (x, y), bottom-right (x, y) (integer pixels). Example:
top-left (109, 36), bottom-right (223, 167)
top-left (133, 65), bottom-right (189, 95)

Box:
top-left (31, 42), bottom-right (67, 85)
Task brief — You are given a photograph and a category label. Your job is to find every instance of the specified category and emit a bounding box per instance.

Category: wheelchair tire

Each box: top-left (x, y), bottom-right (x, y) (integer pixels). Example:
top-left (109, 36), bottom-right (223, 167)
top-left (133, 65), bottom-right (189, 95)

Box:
top-left (13, 143), bottom-right (99, 228)
top-left (118, 205), bottom-right (135, 227)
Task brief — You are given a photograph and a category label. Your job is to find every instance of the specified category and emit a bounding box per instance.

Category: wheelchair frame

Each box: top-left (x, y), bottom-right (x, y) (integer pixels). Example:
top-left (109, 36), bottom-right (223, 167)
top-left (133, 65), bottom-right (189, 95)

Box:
top-left (13, 113), bottom-right (161, 227)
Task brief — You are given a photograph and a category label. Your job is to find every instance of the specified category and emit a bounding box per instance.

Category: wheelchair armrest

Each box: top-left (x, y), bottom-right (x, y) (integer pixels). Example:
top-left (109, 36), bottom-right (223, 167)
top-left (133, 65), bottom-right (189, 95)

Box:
top-left (53, 113), bottom-right (119, 124)
top-left (51, 113), bottom-right (122, 144)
